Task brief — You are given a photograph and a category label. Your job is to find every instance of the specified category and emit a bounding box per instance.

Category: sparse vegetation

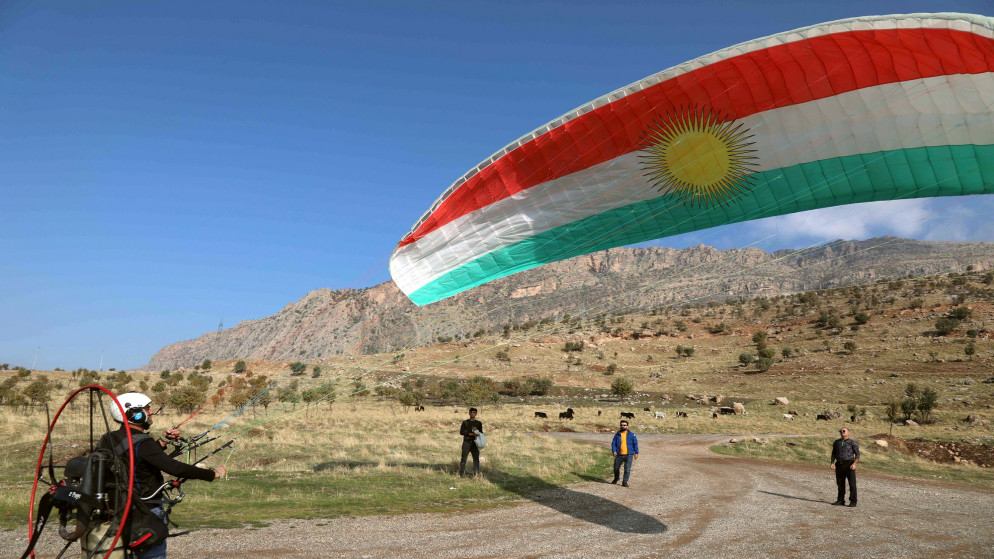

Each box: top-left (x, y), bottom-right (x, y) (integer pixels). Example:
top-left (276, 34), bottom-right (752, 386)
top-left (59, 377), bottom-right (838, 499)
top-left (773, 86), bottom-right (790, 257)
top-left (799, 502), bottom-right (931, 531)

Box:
top-left (4, 268), bottom-right (994, 532)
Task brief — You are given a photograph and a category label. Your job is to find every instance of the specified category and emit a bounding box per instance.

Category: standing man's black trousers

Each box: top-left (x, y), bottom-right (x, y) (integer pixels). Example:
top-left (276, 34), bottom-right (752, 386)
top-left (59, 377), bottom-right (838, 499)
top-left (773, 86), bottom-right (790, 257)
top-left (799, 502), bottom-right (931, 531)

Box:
top-left (835, 460), bottom-right (857, 504)
top-left (460, 440), bottom-right (479, 475)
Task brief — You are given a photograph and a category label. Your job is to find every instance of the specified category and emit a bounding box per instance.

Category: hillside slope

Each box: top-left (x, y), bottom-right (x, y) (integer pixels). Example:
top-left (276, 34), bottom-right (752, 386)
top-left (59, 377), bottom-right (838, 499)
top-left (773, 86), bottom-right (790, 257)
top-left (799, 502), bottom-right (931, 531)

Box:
top-left (144, 237), bottom-right (994, 370)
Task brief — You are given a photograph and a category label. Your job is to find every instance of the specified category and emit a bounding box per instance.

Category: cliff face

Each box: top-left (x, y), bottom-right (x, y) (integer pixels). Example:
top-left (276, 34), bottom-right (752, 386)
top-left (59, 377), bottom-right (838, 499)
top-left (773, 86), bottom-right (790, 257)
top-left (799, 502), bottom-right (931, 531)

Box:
top-left (144, 237), bottom-right (994, 370)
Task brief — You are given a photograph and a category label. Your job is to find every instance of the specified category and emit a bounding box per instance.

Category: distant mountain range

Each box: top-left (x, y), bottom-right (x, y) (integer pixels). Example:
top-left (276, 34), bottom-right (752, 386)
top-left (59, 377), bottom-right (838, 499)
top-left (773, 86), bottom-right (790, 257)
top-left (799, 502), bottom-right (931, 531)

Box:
top-left (144, 237), bottom-right (994, 371)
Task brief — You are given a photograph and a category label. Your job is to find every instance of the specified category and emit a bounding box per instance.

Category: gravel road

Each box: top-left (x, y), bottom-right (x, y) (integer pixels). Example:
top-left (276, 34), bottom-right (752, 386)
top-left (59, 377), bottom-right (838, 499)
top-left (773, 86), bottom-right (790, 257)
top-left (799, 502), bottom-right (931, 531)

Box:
top-left (7, 433), bottom-right (993, 558)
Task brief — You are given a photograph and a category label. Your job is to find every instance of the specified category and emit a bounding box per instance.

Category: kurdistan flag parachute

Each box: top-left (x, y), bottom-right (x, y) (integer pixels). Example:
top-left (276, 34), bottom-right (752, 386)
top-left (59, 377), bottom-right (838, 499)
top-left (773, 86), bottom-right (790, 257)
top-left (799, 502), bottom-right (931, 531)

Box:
top-left (390, 13), bottom-right (994, 306)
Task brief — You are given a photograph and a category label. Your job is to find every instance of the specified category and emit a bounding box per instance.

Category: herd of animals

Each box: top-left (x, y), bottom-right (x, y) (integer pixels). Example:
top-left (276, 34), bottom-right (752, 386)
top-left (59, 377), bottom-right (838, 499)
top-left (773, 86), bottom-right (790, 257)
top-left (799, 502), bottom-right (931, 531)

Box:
top-left (526, 407), bottom-right (821, 421)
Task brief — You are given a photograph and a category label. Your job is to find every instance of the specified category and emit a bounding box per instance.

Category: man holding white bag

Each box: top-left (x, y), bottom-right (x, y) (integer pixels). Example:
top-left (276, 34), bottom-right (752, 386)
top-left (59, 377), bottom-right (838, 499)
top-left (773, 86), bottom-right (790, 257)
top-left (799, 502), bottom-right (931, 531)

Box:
top-left (458, 407), bottom-right (484, 477)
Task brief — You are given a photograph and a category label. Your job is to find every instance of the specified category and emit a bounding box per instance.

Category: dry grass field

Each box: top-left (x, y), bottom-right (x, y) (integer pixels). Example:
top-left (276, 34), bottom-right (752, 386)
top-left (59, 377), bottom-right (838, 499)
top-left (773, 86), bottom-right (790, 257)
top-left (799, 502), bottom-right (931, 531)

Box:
top-left (2, 271), bottom-right (993, 534)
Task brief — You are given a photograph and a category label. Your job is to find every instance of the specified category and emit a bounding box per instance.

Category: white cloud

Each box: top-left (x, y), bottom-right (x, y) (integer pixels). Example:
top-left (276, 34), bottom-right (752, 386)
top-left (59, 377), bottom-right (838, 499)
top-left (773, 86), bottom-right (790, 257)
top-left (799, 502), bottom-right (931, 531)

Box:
top-left (747, 199), bottom-right (931, 242)
top-left (636, 195), bottom-right (994, 251)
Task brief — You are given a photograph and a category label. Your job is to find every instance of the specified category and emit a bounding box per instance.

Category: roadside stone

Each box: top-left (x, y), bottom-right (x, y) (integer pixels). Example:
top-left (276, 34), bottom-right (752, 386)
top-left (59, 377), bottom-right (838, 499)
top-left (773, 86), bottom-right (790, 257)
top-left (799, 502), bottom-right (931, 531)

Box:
top-left (966, 414), bottom-right (991, 427)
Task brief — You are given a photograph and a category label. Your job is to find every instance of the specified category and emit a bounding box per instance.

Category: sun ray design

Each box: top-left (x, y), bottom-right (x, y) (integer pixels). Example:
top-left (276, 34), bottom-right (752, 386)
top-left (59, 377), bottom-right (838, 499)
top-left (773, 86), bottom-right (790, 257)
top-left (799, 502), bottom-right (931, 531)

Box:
top-left (638, 105), bottom-right (759, 207)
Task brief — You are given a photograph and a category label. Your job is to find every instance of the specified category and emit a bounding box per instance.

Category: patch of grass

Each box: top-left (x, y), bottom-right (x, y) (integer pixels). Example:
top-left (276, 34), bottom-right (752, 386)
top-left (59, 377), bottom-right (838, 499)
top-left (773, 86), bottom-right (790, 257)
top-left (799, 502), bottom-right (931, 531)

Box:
top-left (0, 402), bottom-right (612, 530)
top-left (710, 436), bottom-right (994, 490)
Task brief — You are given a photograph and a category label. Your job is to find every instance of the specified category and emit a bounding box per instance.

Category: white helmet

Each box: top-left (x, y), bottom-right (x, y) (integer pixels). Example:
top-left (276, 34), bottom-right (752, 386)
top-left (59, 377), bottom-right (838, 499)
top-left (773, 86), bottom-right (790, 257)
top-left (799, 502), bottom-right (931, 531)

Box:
top-left (111, 392), bottom-right (153, 427)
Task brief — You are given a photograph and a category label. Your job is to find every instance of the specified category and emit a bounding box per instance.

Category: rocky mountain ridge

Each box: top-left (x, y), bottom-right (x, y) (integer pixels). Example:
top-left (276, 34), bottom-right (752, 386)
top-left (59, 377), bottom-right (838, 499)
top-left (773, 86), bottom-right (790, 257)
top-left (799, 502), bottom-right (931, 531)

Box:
top-left (144, 237), bottom-right (994, 370)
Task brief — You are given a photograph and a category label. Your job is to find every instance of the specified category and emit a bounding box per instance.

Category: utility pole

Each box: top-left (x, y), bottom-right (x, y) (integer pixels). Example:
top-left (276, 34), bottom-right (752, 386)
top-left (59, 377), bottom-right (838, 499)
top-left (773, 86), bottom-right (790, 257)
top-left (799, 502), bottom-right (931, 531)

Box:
top-left (32, 347), bottom-right (40, 370)
top-left (99, 350), bottom-right (105, 372)
top-left (210, 319), bottom-right (223, 360)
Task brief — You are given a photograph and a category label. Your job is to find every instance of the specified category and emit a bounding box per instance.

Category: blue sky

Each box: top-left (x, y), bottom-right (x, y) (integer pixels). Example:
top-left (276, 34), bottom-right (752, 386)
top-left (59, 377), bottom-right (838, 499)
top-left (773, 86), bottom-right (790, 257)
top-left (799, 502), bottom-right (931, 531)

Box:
top-left (2, 1), bottom-right (992, 371)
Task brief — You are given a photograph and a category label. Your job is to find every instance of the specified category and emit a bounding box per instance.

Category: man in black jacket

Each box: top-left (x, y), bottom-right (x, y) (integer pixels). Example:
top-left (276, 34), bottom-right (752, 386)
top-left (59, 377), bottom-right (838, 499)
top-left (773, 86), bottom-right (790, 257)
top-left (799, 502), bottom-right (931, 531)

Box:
top-left (97, 392), bottom-right (224, 558)
top-left (830, 427), bottom-right (860, 507)
top-left (458, 407), bottom-right (483, 477)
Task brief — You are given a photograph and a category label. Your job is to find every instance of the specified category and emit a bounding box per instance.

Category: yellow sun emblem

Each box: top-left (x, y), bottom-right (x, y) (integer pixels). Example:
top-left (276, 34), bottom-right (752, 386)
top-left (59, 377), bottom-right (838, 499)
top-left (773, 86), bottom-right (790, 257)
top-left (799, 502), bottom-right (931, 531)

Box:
top-left (639, 106), bottom-right (758, 206)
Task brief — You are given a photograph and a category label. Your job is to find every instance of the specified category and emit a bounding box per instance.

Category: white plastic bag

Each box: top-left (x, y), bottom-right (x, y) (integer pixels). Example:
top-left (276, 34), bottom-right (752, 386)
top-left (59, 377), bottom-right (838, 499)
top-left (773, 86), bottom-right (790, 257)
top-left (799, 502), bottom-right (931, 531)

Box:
top-left (474, 430), bottom-right (487, 450)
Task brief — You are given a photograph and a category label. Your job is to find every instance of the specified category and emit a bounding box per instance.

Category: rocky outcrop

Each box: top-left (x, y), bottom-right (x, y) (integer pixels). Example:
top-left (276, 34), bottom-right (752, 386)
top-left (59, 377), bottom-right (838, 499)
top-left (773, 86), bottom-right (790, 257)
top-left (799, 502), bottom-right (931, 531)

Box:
top-left (144, 237), bottom-right (994, 370)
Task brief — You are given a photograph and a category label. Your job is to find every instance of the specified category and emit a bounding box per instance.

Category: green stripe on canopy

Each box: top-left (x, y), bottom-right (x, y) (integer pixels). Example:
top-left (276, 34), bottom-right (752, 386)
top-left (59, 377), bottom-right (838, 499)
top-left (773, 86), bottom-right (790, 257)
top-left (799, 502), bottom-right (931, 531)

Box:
top-left (408, 144), bottom-right (994, 305)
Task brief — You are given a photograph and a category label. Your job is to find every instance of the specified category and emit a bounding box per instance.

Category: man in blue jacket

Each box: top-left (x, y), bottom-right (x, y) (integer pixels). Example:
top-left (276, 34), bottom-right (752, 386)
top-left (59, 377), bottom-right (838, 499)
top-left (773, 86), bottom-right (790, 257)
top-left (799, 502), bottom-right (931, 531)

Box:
top-left (611, 420), bottom-right (639, 487)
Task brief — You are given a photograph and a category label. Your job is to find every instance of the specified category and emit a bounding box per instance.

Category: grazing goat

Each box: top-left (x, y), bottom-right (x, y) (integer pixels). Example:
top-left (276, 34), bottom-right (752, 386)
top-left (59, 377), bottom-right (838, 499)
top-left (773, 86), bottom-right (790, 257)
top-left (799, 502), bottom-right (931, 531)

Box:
top-left (782, 413), bottom-right (794, 420)
top-left (620, 412), bottom-right (635, 419)
top-left (643, 407), bottom-right (651, 412)
top-left (654, 411), bottom-right (666, 419)
top-left (816, 414), bottom-right (830, 421)
top-left (534, 412), bottom-right (548, 419)
top-left (559, 410), bottom-right (574, 420)
top-left (676, 411), bottom-right (689, 418)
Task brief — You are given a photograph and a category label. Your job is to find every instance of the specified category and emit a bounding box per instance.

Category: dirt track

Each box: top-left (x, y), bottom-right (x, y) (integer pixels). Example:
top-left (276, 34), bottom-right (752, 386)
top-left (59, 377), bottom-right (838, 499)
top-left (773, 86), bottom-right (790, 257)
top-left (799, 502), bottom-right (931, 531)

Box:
top-left (10, 434), bottom-right (994, 558)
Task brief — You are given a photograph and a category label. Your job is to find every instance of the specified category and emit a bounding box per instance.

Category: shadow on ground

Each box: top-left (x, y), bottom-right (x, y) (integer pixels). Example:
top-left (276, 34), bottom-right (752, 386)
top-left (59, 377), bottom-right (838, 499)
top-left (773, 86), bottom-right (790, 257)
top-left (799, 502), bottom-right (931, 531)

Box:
top-left (485, 469), bottom-right (667, 534)
top-left (311, 459), bottom-right (665, 534)
top-left (756, 490), bottom-right (830, 504)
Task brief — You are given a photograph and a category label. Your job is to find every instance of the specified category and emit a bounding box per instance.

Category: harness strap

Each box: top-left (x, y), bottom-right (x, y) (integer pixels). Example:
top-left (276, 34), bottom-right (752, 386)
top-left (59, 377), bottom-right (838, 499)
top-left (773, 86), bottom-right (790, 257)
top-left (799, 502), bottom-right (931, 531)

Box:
top-left (20, 491), bottom-right (55, 559)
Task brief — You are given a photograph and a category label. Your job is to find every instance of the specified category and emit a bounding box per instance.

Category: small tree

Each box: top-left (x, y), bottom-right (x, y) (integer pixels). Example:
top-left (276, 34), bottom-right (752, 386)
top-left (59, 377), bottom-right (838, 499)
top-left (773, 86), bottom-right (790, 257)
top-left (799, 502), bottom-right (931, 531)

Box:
top-left (756, 356), bottom-right (774, 372)
top-left (905, 383), bottom-right (919, 399)
top-left (22, 376), bottom-right (53, 406)
top-left (934, 317), bottom-right (960, 336)
top-left (563, 341), bottom-right (585, 352)
top-left (201, 359), bottom-right (212, 371)
top-left (398, 392), bottom-right (416, 408)
top-left (843, 341), bottom-right (857, 354)
top-left (610, 377), bottom-right (634, 398)
top-left (752, 331), bottom-right (768, 349)
top-left (168, 386), bottom-right (207, 414)
top-left (256, 388), bottom-right (273, 411)
top-left (916, 387), bottom-right (939, 424)
top-left (738, 353), bottom-right (755, 367)
top-left (900, 398), bottom-right (917, 421)
top-left (234, 360), bottom-right (247, 374)
top-left (948, 306), bottom-right (973, 320)
top-left (885, 401), bottom-right (901, 435)
top-left (499, 380), bottom-right (523, 396)
top-left (965, 342), bottom-right (976, 361)
top-left (527, 378), bottom-right (553, 396)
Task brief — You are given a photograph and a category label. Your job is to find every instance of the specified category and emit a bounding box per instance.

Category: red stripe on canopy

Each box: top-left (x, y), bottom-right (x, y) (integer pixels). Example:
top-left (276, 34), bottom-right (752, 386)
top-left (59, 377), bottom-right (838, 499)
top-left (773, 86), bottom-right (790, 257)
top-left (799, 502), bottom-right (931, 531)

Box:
top-left (399, 26), bottom-right (994, 248)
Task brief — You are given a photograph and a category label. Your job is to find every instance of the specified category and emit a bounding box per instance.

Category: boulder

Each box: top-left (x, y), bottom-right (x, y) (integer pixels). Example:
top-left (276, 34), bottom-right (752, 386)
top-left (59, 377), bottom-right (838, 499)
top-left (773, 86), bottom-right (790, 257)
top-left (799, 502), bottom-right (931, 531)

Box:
top-left (966, 414), bottom-right (991, 427)
top-left (732, 402), bottom-right (746, 415)
top-left (874, 439), bottom-right (889, 448)
top-left (905, 419), bottom-right (919, 427)
top-left (822, 409), bottom-right (842, 420)
top-left (774, 396), bottom-right (789, 406)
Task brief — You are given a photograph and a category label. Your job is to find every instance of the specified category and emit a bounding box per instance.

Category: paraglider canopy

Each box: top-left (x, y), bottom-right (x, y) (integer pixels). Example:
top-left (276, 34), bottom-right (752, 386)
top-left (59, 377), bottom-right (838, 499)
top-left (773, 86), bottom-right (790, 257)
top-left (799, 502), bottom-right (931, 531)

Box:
top-left (390, 13), bottom-right (994, 305)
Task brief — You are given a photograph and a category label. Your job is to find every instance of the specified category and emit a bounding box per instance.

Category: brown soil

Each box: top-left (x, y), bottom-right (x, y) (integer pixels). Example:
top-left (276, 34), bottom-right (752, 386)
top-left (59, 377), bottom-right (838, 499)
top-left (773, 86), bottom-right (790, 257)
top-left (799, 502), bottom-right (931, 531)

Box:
top-left (870, 433), bottom-right (994, 467)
